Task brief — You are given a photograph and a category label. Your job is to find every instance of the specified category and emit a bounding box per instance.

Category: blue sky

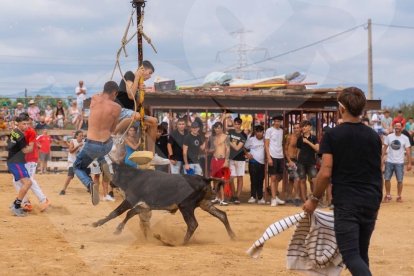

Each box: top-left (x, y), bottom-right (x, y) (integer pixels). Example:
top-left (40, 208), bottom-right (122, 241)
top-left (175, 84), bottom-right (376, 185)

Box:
top-left (0, 0), bottom-right (413, 104)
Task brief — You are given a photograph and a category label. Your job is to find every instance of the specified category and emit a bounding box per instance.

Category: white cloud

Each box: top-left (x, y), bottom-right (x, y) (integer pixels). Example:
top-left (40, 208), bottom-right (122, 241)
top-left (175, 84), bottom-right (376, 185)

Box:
top-left (0, 0), bottom-right (413, 100)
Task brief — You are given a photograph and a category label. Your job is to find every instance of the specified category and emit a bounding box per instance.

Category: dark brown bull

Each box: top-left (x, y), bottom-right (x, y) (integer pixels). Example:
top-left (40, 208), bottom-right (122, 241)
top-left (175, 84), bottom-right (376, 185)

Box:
top-left (92, 162), bottom-right (235, 244)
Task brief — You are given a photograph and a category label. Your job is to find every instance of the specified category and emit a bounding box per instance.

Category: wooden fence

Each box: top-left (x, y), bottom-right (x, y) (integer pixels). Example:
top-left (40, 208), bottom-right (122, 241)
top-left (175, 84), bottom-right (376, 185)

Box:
top-left (0, 129), bottom-right (77, 172)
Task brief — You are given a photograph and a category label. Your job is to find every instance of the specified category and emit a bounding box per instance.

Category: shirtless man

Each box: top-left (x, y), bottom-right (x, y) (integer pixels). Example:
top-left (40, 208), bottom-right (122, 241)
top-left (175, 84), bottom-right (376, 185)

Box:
top-left (284, 122), bottom-right (301, 206)
top-left (73, 81), bottom-right (121, 206)
top-left (209, 122), bottom-right (230, 206)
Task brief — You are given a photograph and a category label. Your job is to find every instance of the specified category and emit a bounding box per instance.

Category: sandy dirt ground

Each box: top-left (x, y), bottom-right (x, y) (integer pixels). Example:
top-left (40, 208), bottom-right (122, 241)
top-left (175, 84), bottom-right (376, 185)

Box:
top-left (0, 172), bottom-right (414, 276)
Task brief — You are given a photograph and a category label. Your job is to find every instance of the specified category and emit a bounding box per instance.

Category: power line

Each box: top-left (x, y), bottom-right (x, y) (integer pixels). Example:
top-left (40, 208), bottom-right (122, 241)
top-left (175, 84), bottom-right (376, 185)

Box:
top-left (177, 23), bottom-right (365, 84)
top-left (373, 23), bottom-right (414, 30)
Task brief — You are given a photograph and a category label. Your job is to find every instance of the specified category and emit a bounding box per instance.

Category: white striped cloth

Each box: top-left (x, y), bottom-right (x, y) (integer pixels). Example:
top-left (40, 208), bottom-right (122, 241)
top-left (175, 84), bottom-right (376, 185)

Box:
top-left (246, 210), bottom-right (344, 276)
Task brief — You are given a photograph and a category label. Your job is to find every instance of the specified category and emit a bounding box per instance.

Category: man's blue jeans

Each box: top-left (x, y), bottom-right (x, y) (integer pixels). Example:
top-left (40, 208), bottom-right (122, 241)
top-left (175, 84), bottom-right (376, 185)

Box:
top-left (74, 139), bottom-right (113, 189)
top-left (334, 206), bottom-right (379, 276)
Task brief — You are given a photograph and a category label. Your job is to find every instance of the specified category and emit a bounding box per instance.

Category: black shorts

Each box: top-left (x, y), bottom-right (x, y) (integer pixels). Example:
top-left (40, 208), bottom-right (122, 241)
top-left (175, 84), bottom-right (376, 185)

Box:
top-left (268, 158), bottom-right (284, 175)
top-left (297, 163), bottom-right (317, 180)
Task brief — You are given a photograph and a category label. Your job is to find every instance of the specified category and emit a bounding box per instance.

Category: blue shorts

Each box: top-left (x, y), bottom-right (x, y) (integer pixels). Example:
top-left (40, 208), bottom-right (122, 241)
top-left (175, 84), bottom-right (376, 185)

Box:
top-left (119, 108), bottom-right (149, 127)
top-left (8, 163), bottom-right (30, 181)
top-left (384, 162), bottom-right (404, 183)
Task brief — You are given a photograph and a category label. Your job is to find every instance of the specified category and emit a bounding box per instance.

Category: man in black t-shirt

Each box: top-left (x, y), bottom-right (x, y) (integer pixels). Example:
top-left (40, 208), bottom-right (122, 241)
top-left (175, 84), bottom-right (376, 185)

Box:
top-left (7, 113), bottom-right (33, 217)
top-left (303, 87), bottom-right (382, 276)
top-left (114, 61), bottom-right (167, 165)
top-left (183, 122), bottom-right (205, 176)
top-left (228, 117), bottom-right (247, 204)
top-left (167, 118), bottom-right (187, 174)
top-left (296, 120), bottom-right (319, 202)
top-left (155, 124), bottom-right (169, 172)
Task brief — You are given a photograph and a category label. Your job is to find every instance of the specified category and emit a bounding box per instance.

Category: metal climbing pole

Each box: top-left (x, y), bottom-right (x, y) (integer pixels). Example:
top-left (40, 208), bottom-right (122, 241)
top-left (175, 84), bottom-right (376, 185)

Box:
top-left (131, 0), bottom-right (145, 67)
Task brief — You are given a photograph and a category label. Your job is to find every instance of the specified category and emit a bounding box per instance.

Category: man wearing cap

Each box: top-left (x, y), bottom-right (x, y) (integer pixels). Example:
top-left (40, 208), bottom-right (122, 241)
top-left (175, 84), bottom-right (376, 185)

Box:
top-left (73, 81), bottom-right (121, 206)
top-left (264, 115), bottom-right (286, 207)
top-left (183, 121), bottom-right (205, 176)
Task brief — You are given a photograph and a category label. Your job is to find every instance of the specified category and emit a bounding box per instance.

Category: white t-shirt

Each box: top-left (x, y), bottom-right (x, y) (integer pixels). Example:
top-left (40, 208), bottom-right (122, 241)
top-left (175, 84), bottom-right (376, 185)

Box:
top-left (265, 127), bottom-right (284, 159)
top-left (384, 133), bottom-right (410, 164)
top-left (76, 86), bottom-right (87, 101)
top-left (67, 139), bottom-right (83, 167)
top-left (371, 113), bottom-right (382, 130)
top-left (244, 136), bottom-right (265, 164)
top-left (207, 118), bottom-right (217, 131)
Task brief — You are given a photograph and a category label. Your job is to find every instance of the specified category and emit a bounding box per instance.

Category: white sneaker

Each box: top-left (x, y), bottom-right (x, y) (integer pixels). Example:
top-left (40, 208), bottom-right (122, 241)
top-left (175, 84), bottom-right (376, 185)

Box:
top-left (247, 197), bottom-right (256, 204)
top-left (257, 198), bottom-right (266, 205)
top-left (270, 198), bottom-right (277, 207)
top-left (211, 198), bottom-right (220, 204)
top-left (219, 201), bottom-right (228, 206)
top-left (150, 154), bottom-right (170, 165)
top-left (275, 196), bottom-right (285, 205)
top-left (104, 194), bottom-right (115, 202)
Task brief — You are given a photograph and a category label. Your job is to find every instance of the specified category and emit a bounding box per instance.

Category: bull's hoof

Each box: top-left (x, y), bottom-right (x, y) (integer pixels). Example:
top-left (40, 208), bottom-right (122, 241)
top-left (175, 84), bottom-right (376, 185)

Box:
top-left (153, 234), bottom-right (175, 247)
top-left (113, 224), bottom-right (124, 235)
top-left (92, 221), bottom-right (100, 227)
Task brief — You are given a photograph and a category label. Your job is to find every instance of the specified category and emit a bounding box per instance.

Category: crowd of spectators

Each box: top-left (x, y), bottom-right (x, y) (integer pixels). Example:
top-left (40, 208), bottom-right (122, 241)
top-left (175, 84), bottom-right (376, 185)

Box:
top-left (0, 99), bottom-right (88, 131)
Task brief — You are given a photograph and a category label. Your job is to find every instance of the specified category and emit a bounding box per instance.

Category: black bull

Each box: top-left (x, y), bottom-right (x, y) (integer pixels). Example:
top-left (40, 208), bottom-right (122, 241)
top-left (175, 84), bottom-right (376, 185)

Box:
top-left (92, 163), bottom-right (236, 244)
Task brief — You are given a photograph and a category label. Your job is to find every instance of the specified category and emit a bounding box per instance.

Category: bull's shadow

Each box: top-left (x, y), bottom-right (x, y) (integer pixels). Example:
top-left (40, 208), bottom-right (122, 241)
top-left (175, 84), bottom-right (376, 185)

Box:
top-left (92, 163), bottom-right (236, 245)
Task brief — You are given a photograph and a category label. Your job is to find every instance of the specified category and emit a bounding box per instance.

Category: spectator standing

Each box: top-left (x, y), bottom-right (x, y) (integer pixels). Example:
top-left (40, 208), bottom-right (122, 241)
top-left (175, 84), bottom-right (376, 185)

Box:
top-left (60, 130), bottom-right (84, 195)
top-left (155, 124), bottom-right (169, 172)
top-left (264, 115), bottom-right (286, 207)
top-left (209, 122), bottom-right (230, 206)
top-left (382, 122), bottom-right (412, 203)
top-left (381, 110), bottom-right (393, 135)
top-left (75, 80), bottom-right (87, 114)
top-left (207, 113), bottom-right (217, 131)
top-left (245, 125), bottom-right (266, 204)
top-left (37, 129), bottom-right (52, 174)
top-left (228, 117), bottom-right (247, 204)
top-left (371, 111), bottom-right (383, 135)
top-left (303, 87), bottom-right (383, 275)
top-left (183, 121), bottom-right (205, 176)
top-left (167, 118), bottom-right (187, 174)
top-left (284, 123), bottom-right (301, 206)
top-left (296, 120), bottom-right (319, 203)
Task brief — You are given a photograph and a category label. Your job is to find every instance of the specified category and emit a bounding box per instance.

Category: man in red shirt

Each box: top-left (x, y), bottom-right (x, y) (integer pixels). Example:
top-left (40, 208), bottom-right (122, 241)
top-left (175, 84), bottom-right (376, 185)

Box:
top-left (13, 116), bottom-right (51, 212)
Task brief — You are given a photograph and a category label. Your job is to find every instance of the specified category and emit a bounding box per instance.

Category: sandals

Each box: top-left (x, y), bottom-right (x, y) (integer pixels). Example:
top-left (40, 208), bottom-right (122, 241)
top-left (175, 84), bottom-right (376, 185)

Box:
top-left (383, 194), bottom-right (392, 203)
top-left (396, 196), bottom-right (403, 203)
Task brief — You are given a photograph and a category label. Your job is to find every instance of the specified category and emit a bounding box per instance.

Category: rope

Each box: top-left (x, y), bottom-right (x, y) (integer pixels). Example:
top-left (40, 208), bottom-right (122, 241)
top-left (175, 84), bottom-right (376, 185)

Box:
top-left (110, 7), bottom-right (157, 146)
